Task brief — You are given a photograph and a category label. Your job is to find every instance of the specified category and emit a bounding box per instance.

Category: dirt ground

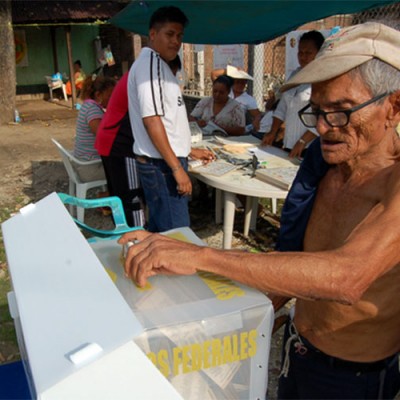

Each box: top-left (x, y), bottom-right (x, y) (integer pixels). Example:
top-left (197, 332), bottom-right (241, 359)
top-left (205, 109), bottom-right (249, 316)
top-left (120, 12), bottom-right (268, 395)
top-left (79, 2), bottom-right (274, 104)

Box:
top-left (0, 99), bottom-right (78, 206)
top-left (0, 98), bottom-right (285, 399)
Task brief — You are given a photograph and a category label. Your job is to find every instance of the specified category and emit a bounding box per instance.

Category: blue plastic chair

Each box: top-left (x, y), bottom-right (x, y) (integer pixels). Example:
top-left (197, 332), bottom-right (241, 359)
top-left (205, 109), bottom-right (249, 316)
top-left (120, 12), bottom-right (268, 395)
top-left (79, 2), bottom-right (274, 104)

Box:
top-left (58, 193), bottom-right (143, 238)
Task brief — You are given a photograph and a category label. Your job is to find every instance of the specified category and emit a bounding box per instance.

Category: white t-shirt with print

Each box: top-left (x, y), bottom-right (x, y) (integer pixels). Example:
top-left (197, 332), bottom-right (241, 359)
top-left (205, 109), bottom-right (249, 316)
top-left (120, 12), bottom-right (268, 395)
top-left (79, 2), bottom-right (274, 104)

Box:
top-left (128, 47), bottom-right (191, 158)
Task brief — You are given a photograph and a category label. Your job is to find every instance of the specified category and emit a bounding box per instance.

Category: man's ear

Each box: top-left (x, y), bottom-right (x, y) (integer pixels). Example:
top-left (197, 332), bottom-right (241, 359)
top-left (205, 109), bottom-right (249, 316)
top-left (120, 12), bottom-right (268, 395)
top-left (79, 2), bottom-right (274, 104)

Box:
top-left (149, 28), bottom-right (156, 42)
top-left (387, 90), bottom-right (400, 123)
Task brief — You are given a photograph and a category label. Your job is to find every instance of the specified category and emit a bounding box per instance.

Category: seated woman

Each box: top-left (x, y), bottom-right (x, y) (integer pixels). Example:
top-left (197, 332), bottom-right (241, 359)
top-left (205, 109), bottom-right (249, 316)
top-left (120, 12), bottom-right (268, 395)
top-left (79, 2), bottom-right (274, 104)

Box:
top-left (73, 75), bottom-right (116, 182)
top-left (66, 60), bottom-right (86, 97)
top-left (252, 91), bottom-right (283, 145)
top-left (211, 65), bottom-right (262, 132)
top-left (189, 75), bottom-right (245, 136)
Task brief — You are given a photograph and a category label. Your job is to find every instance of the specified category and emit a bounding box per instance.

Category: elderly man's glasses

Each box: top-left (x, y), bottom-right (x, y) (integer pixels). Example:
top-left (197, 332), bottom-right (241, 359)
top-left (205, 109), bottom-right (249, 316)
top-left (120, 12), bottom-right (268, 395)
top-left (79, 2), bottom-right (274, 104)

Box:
top-left (298, 92), bottom-right (389, 128)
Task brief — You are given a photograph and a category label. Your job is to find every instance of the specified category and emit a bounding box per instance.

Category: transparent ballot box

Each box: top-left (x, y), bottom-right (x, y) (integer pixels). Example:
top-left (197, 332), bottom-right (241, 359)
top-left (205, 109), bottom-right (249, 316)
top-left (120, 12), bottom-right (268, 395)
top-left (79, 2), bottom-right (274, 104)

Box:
top-left (2, 193), bottom-right (273, 399)
top-left (2, 193), bottom-right (182, 400)
top-left (91, 229), bottom-right (274, 400)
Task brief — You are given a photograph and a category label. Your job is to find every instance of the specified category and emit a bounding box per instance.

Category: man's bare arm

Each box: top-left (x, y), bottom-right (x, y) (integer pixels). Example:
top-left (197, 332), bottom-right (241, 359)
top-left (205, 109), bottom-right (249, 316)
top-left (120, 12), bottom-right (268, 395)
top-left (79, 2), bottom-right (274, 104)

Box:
top-left (249, 109), bottom-right (262, 132)
top-left (121, 167), bottom-right (400, 304)
top-left (261, 117), bottom-right (284, 146)
top-left (143, 115), bottom-right (191, 195)
top-left (289, 130), bottom-right (318, 158)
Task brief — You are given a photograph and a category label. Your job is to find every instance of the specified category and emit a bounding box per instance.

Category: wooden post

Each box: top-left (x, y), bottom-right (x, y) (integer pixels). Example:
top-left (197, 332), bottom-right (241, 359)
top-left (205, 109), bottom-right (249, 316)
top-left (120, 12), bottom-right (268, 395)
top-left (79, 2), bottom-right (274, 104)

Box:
top-left (0, 0), bottom-right (16, 123)
top-left (65, 25), bottom-right (75, 109)
top-left (50, 27), bottom-right (59, 73)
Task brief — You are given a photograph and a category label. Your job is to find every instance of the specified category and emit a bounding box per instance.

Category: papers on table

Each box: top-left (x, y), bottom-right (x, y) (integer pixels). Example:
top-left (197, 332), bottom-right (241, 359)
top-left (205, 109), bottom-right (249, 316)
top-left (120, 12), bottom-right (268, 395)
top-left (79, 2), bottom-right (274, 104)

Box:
top-left (189, 122), bottom-right (203, 143)
top-left (255, 167), bottom-right (299, 190)
top-left (189, 160), bottom-right (239, 177)
top-left (248, 146), bottom-right (300, 189)
top-left (193, 137), bottom-right (301, 189)
top-left (249, 145), bottom-right (293, 160)
top-left (248, 146), bottom-right (300, 168)
top-left (201, 121), bottom-right (228, 136)
top-left (212, 135), bottom-right (260, 146)
top-left (206, 136), bottom-right (259, 161)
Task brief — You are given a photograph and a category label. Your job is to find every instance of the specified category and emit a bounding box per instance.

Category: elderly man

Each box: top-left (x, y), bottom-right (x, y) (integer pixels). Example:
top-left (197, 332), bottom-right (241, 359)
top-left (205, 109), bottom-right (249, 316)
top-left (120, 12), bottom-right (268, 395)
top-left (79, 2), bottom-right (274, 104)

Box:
top-left (120, 22), bottom-right (400, 399)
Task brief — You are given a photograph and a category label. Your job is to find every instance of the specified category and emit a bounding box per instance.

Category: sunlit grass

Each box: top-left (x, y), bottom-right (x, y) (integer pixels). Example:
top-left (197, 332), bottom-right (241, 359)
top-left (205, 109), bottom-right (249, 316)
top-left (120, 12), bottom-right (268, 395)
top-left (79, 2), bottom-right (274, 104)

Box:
top-left (0, 200), bottom-right (23, 358)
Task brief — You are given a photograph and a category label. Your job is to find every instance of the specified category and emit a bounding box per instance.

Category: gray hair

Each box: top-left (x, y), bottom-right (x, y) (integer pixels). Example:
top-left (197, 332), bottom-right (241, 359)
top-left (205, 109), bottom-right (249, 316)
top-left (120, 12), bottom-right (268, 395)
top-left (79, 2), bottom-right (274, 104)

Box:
top-left (350, 19), bottom-right (400, 96)
top-left (350, 58), bottom-right (400, 97)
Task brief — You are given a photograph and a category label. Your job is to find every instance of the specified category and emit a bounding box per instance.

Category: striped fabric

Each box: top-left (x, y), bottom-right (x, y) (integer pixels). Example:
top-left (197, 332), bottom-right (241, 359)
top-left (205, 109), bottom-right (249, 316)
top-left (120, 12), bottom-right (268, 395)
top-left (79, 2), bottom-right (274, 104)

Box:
top-left (125, 157), bottom-right (145, 227)
top-left (74, 100), bottom-right (104, 161)
top-left (128, 47), bottom-right (191, 158)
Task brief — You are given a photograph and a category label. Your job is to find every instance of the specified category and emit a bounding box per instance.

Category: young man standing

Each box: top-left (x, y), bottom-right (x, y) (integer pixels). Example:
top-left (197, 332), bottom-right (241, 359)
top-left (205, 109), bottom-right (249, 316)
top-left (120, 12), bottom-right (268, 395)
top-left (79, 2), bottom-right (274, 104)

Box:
top-left (128, 7), bottom-right (194, 232)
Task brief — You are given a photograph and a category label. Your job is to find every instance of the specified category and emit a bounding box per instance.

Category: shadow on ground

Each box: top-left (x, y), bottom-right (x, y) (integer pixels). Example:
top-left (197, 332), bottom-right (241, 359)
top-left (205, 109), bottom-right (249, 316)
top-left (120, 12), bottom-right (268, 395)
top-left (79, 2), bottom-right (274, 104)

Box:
top-left (26, 160), bottom-right (68, 201)
top-left (25, 160), bottom-right (281, 248)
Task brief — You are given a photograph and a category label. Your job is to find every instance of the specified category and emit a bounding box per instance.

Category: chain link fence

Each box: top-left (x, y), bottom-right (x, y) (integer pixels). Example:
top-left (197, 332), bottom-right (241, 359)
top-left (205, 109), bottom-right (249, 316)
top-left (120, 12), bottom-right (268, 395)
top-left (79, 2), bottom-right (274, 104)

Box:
top-left (181, 3), bottom-right (400, 111)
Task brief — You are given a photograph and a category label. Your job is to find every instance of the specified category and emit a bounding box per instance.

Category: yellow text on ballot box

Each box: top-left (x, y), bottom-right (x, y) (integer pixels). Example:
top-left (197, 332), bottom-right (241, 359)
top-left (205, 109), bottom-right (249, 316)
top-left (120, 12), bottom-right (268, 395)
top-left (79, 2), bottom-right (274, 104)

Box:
top-left (91, 227), bottom-right (274, 400)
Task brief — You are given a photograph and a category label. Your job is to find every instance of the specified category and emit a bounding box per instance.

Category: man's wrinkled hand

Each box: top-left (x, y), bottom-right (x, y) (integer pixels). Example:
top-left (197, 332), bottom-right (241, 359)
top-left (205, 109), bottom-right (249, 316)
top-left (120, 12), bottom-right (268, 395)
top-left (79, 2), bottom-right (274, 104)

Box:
top-left (119, 231), bottom-right (200, 287)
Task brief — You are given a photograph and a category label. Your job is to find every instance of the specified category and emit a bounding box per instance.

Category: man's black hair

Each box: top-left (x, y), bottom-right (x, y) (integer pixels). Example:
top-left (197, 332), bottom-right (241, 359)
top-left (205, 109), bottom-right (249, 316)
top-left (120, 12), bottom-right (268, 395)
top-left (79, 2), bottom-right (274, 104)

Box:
top-left (149, 6), bottom-right (189, 30)
top-left (299, 30), bottom-right (325, 51)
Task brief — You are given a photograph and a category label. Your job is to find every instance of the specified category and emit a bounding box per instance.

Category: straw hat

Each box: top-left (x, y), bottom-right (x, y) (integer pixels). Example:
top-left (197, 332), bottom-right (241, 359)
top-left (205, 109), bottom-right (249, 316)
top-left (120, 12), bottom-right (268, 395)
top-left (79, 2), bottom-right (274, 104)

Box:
top-left (226, 65), bottom-right (253, 81)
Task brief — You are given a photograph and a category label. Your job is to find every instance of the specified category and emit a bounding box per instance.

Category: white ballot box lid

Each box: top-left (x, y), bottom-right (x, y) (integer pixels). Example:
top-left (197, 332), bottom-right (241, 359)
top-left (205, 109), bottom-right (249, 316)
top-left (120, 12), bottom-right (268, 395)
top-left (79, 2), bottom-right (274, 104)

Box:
top-left (39, 341), bottom-right (182, 400)
top-left (2, 192), bottom-right (182, 399)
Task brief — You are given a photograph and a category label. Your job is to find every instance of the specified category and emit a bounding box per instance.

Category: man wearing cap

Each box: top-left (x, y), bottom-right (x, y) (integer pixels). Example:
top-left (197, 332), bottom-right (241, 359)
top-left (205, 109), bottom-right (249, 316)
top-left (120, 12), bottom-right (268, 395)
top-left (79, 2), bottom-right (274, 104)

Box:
top-left (121, 21), bottom-right (400, 399)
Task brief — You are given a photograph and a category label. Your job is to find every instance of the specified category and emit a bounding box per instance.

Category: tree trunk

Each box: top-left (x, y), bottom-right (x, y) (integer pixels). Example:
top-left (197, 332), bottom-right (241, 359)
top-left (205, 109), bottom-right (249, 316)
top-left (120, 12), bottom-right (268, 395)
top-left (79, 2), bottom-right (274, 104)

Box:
top-left (0, 1), bottom-right (16, 125)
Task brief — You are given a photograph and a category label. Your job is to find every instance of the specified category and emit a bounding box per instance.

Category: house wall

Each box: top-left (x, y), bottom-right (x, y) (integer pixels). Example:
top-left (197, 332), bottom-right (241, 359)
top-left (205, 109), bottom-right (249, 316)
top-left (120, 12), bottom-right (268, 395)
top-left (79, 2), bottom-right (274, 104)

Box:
top-left (16, 25), bottom-right (100, 94)
top-left (99, 25), bottom-right (135, 78)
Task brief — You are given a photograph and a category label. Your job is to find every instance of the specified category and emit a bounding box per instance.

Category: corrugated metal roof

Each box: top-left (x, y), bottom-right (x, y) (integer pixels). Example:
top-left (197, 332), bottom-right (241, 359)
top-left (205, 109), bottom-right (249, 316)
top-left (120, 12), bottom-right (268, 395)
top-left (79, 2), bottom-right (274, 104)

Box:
top-left (12, 1), bottom-right (127, 25)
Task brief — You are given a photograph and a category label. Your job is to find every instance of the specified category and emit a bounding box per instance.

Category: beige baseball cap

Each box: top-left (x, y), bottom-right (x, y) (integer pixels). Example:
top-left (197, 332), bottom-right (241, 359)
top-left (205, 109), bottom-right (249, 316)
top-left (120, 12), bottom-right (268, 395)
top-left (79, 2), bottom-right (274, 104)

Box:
top-left (226, 65), bottom-right (253, 81)
top-left (281, 22), bottom-right (400, 92)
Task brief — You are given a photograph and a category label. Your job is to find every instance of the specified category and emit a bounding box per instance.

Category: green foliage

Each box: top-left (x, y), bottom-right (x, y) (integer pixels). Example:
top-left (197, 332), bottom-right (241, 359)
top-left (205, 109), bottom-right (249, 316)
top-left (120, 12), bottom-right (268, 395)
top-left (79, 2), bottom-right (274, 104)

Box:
top-left (0, 206), bottom-right (12, 265)
top-left (0, 270), bottom-right (18, 352)
top-left (259, 198), bottom-right (285, 215)
top-left (0, 202), bottom-right (21, 359)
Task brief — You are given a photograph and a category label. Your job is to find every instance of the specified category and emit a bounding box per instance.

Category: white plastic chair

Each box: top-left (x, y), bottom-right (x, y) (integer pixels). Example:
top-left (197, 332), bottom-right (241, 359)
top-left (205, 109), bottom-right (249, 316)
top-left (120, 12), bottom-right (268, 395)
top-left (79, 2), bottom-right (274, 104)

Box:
top-left (45, 76), bottom-right (68, 102)
top-left (51, 138), bottom-right (107, 222)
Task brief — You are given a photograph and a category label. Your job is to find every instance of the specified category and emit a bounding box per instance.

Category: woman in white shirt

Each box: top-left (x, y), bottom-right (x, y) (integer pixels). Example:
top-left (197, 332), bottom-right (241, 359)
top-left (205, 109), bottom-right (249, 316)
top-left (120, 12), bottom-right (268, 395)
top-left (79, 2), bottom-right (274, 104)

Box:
top-left (262, 30), bottom-right (325, 158)
top-left (189, 75), bottom-right (245, 136)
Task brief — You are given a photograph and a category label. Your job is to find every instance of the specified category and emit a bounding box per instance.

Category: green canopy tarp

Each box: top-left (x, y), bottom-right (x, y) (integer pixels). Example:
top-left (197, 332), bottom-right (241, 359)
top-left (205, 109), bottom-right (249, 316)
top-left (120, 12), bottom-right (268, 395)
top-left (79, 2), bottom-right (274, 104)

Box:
top-left (110, 0), bottom-right (398, 44)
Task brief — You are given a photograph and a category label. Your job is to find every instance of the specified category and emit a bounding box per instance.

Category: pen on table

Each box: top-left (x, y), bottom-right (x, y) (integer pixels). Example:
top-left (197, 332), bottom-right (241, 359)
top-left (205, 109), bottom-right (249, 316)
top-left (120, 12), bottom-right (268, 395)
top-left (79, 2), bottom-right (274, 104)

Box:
top-left (205, 145), bottom-right (218, 160)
